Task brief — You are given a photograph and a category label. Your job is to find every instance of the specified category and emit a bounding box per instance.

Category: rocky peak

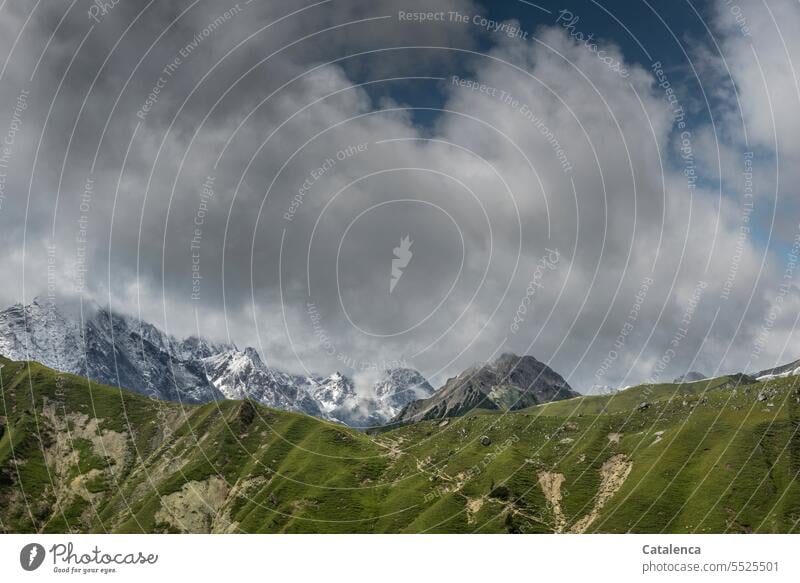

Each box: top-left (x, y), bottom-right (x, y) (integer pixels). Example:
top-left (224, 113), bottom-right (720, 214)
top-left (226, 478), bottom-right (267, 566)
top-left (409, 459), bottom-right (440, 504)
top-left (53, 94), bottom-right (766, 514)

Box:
top-left (391, 353), bottom-right (577, 425)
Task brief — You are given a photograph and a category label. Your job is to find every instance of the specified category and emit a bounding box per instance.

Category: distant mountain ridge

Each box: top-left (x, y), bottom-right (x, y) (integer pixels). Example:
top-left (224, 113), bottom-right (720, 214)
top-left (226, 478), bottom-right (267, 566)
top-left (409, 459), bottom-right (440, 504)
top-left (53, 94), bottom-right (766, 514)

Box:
top-left (0, 298), bottom-right (224, 403)
top-left (0, 299), bottom-right (433, 426)
top-left (391, 353), bottom-right (579, 425)
top-left (673, 371), bottom-right (707, 384)
top-left (756, 359), bottom-right (800, 381)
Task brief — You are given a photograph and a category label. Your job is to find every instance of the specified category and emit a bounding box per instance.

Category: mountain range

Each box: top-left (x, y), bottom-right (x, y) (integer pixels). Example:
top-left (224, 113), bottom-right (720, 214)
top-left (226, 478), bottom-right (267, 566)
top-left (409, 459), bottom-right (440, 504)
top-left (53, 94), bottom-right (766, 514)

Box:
top-left (756, 359), bottom-right (800, 382)
top-left (0, 299), bottom-right (437, 427)
top-left (3, 299), bottom-right (799, 431)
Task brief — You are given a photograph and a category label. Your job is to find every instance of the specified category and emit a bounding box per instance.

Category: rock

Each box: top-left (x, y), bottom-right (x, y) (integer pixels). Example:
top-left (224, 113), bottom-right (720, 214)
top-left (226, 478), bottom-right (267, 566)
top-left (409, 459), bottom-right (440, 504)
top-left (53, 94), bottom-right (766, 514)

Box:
top-left (757, 392), bottom-right (767, 402)
top-left (238, 400), bottom-right (256, 429)
top-left (480, 436), bottom-right (491, 447)
top-left (637, 402), bottom-right (651, 411)
top-left (489, 485), bottom-right (511, 500)
top-left (391, 353), bottom-right (577, 425)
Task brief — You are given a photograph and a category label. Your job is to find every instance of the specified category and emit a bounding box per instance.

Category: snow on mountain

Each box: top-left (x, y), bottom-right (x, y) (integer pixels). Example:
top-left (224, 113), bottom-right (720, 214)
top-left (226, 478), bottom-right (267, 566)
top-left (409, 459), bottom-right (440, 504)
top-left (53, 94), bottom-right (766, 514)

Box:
top-left (0, 298), bottom-right (85, 374)
top-left (0, 298), bottom-right (222, 403)
top-left (201, 347), bottom-right (324, 418)
top-left (308, 372), bottom-right (357, 414)
top-left (176, 335), bottom-right (233, 361)
top-left (587, 384), bottom-right (619, 395)
top-left (305, 368), bottom-right (435, 427)
top-left (0, 299), bottom-right (436, 426)
top-left (372, 368), bottom-right (434, 418)
top-left (755, 359), bottom-right (800, 381)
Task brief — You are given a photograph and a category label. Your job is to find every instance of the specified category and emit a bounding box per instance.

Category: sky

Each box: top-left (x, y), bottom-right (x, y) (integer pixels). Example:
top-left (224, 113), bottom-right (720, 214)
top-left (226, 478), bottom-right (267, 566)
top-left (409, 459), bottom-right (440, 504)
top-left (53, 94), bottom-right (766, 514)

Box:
top-left (0, 0), bottom-right (798, 393)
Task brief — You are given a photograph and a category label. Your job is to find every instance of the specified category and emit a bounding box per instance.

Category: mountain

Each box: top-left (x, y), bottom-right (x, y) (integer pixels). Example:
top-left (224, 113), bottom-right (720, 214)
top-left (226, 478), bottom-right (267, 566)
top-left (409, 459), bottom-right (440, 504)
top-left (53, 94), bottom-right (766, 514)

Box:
top-left (373, 368), bottom-right (435, 418)
top-left (308, 371), bottom-right (357, 417)
top-left (296, 369), bottom-right (434, 427)
top-left (755, 358), bottom-right (800, 381)
top-left (0, 299), bottom-right (434, 426)
top-left (200, 348), bottom-right (324, 418)
top-left (307, 368), bottom-right (436, 427)
top-left (0, 298), bottom-right (222, 403)
top-left (2, 354), bottom-right (798, 533)
top-left (392, 353), bottom-right (578, 425)
top-left (588, 384), bottom-right (619, 395)
top-left (673, 371), bottom-right (707, 383)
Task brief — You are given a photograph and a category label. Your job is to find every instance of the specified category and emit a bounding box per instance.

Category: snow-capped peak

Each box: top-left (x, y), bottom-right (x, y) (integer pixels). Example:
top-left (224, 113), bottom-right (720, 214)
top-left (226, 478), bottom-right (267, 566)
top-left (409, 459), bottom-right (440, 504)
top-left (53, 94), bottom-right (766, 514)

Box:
top-left (0, 299), bottom-right (436, 427)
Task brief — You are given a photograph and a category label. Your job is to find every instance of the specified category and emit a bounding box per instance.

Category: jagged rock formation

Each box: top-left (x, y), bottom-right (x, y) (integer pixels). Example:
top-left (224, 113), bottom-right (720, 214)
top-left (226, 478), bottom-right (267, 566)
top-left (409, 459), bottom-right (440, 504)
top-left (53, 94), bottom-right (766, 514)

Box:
top-left (392, 353), bottom-right (578, 425)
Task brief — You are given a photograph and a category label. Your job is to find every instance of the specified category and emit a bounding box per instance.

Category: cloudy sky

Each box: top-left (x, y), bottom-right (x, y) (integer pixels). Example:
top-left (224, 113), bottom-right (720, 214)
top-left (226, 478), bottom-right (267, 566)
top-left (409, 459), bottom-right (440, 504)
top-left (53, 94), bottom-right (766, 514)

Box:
top-left (0, 0), bottom-right (798, 392)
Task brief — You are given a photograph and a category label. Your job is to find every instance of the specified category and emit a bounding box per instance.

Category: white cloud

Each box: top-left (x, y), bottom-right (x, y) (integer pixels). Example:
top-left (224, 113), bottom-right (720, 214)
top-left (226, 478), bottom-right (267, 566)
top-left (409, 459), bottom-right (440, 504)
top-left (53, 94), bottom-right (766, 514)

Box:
top-left (0, 1), bottom-right (795, 390)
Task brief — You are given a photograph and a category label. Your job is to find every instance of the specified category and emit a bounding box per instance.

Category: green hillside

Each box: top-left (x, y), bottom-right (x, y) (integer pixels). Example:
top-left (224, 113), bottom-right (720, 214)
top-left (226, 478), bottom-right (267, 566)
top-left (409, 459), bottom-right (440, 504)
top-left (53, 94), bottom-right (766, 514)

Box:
top-left (1, 354), bottom-right (799, 533)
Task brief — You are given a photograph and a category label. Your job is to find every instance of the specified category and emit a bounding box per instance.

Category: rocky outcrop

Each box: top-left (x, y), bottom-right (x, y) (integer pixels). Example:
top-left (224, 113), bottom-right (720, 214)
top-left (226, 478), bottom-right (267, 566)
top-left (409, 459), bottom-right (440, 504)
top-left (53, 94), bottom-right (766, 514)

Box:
top-left (391, 353), bottom-right (578, 425)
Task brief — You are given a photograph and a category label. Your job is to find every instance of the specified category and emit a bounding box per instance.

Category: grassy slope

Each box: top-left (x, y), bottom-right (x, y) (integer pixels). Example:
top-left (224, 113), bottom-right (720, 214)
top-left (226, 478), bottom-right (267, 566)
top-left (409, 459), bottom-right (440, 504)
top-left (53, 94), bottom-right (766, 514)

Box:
top-left (1, 355), bottom-right (798, 533)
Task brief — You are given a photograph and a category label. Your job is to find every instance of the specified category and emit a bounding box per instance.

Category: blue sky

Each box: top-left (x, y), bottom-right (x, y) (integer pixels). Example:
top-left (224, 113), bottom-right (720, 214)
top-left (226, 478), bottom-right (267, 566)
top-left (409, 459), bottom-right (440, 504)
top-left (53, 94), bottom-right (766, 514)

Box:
top-left (362, 0), bottom-right (785, 258)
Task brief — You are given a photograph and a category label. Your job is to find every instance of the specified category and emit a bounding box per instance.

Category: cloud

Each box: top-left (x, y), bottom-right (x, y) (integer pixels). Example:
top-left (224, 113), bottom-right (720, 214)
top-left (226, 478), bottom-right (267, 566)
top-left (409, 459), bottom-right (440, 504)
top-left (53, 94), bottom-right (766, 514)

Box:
top-left (0, 0), bottom-right (794, 391)
top-left (691, 0), bottom-right (800, 369)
